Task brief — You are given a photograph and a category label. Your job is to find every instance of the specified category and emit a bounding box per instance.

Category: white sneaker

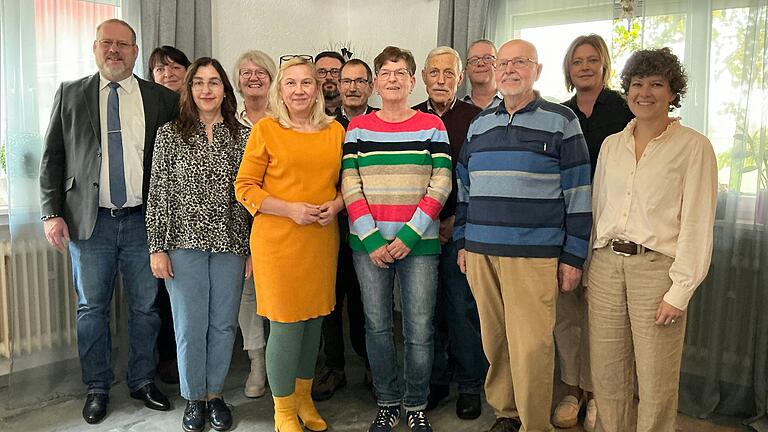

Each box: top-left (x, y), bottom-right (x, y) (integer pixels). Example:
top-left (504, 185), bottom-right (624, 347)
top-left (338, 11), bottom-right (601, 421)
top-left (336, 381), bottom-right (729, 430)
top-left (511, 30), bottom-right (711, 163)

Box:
top-left (244, 349), bottom-right (266, 398)
top-left (551, 395), bottom-right (582, 428)
top-left (584, 398), bottom-right (597, 432)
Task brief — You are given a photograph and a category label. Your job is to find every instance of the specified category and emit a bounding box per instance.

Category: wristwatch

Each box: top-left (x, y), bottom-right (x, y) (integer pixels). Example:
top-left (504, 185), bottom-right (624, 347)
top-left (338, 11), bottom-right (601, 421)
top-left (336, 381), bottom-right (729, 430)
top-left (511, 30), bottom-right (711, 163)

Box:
top-left (40, 214), bottom-right (60, 221)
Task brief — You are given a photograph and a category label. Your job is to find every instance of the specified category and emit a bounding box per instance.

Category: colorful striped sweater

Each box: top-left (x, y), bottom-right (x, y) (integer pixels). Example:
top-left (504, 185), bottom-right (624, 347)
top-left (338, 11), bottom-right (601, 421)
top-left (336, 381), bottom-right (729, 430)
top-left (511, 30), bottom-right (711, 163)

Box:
top-left (341, 111), bottom-right (452, 256)
top-left (454, 94), bottom-right (592, 268)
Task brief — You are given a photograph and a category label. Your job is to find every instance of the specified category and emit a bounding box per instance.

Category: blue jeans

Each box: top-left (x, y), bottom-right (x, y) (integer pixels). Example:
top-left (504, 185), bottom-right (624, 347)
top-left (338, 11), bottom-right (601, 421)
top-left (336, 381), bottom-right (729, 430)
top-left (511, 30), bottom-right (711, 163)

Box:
top-left (353, 252), bottom-right (438, 411)
top-left (165, 249), bottom-right (245, 400)
top-left (69, 209), bottom-right (160, 394)
top-left (432, 240), bottom-right (487, 394)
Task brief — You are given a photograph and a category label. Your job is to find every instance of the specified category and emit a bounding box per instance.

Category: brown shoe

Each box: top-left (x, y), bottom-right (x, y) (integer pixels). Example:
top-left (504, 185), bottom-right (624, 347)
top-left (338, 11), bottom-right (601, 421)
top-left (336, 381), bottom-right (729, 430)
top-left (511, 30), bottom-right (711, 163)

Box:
top-left (310, 368), bottom-right (346, 401)
top-left (488, 417), bottom-right (521, 432)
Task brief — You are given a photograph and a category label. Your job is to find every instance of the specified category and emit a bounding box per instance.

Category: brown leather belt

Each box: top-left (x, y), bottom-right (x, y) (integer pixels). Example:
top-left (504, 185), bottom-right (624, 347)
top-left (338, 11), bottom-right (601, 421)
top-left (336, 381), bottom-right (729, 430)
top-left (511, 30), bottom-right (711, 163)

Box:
top-left (610, 239), bottom-right (652, 256)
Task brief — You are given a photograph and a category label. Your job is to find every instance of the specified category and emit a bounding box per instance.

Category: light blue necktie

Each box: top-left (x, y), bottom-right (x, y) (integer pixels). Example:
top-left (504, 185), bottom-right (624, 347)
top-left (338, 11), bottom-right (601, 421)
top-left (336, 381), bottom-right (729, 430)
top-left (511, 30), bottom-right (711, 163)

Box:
top-left (107, 82), bottom-right (127, 208)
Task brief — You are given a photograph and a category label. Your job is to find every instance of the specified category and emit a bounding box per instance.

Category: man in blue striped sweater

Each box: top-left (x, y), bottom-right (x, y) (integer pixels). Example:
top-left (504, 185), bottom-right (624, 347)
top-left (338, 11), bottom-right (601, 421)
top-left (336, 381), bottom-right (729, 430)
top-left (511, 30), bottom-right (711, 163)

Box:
top-left (454, 39), bottom-right (592, 432)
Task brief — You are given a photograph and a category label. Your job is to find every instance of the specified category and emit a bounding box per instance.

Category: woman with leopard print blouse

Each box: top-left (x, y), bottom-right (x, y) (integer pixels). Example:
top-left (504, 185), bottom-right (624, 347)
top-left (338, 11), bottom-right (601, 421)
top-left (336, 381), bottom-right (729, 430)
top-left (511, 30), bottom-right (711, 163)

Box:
top-left (145, 57), bottom-right (250, 432)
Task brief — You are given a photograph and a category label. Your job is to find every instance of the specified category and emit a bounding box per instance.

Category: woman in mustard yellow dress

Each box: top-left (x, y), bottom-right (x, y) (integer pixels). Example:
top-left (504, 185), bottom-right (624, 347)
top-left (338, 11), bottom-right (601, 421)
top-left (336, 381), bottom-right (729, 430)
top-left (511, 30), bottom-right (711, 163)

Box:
top-left (234, 56), bottom-right (344, 432)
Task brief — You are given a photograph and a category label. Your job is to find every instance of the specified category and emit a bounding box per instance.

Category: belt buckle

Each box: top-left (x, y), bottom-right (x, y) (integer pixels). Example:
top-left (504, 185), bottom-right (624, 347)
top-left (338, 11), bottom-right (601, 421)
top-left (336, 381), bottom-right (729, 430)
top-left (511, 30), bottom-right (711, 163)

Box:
top-left (110, 208), bottom-right (120, 218)
top-left (610, 239), bottom-right (632, 257)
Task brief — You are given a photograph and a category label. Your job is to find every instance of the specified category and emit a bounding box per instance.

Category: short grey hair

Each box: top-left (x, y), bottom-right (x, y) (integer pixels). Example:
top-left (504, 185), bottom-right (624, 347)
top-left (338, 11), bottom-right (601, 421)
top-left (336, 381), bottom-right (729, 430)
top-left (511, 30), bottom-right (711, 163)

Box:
top-left (424, 46), bottom-right (463, 72)
top-left (466, 39), bottom-right (496, 58)
top-left (233, 49), bottom-right (278, 94)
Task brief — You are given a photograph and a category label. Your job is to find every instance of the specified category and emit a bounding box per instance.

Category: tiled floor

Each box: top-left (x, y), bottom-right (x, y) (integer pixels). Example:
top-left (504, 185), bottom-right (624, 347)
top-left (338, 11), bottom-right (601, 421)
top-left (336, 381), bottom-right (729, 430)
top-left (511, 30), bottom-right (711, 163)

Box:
top-left (0, 346), bottom-right (751, 431)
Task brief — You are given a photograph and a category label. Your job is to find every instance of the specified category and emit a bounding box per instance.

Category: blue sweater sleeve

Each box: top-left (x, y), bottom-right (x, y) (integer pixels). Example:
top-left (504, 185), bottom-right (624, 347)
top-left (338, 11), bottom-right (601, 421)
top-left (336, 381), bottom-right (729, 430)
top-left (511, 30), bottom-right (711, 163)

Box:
top-left (559, 117), bottom-right (592, 268)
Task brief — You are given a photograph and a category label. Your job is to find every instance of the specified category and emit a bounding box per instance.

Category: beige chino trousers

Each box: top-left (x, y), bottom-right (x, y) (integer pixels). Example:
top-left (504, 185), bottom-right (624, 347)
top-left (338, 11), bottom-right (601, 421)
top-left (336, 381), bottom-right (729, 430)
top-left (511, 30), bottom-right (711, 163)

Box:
top-left (588, 247), bottom-right (686, 432)
top-left (466, 252), bottom-right (558, 432)
top-left (554, 285), bottom-right (593, 391)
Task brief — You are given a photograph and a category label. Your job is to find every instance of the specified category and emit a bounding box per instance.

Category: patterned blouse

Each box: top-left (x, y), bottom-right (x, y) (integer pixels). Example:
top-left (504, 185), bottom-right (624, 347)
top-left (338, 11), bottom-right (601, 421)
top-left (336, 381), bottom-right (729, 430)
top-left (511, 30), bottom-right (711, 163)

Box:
top-left (146, 121), bottom-right (252, 255)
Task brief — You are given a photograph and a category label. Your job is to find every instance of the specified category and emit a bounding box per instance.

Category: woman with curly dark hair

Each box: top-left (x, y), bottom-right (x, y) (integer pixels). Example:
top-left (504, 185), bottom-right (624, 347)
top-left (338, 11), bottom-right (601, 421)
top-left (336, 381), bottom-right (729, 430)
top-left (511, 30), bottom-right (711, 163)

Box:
top-left (586, 47), bottom-right (718, 432)
top-left (146, 57), bottom-right (250, 432)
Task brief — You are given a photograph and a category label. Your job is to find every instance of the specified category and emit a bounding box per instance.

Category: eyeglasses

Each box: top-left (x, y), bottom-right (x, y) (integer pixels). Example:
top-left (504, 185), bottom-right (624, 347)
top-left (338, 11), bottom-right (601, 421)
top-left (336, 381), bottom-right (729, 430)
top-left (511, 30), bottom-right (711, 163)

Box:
top-left (279, 54), bottom-right (313, 65)
top-left (340, 78), bottom-right (370, 86)
top-left (240, 68), bottom-right (269, 80)
top-left (190, 78), bottom-right (223, 90)
top-left (495, 57), bottom-right (537, 70)
top-left (97, 39), bottom-right (134, 50)
top-left (467, 55), bottom-right (496, 66)
top-left (317, 68), bottom-right (341, 78)
top-left (377, 68), bottom-right (411, 80)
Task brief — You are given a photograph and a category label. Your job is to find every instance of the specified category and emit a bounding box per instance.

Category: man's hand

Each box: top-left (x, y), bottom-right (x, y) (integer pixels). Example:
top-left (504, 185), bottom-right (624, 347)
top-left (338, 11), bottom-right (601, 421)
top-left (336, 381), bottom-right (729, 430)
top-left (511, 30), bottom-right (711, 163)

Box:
top-left (369, 245), bottom-right (395, 269)
top-left (150, 252), bottom-right (174, 279)
top-left (43, 217), bottom-right (70, 254)
top-left (457, 248), bottom-right (467, 274)
top-left (655, 300), bottom-right (683, 326)
top-left (558, 263), bottom-right (582, 293)
top-left (439, 216), bottom-right (455, 245)
top-left (386, 238), bottom-right (411, 260)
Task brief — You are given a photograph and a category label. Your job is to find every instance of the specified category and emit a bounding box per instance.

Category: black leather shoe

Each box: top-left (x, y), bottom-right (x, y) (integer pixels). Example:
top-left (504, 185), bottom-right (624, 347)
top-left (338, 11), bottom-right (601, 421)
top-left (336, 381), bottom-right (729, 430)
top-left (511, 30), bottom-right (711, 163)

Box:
top-left (183, 400), bottom-right (206, 432)
top-left (456, 393), bottom-right (481, 419)
top-left (130, 383), bottom-right (171, 411)
top-left (425, 384), bottom-right (450, 411)
top-left (208, 397), bottom-right (233, 431)
top-left (82, 393), bottom-right (109, 424)
top-left (487, 417), bottom-right (521, 432)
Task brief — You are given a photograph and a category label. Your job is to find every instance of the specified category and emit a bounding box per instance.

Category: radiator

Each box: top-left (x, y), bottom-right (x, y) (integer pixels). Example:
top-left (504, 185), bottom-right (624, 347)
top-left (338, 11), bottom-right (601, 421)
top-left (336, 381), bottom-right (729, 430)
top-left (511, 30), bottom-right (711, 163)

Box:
top-left (0, 239), bottom-right (77, 360)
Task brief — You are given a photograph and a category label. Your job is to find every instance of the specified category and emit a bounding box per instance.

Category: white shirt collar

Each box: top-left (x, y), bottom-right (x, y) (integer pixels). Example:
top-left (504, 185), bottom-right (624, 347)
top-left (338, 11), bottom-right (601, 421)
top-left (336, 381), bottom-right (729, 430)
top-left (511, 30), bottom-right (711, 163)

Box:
top-left (99, 74), bottom-right (138, 94)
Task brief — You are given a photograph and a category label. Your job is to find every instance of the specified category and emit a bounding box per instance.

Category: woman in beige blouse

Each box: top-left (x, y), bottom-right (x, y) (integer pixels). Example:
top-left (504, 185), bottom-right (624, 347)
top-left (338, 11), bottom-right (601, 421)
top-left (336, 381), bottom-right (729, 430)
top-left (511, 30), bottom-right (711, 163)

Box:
top-left (587, 47), bottom-right (718, 432)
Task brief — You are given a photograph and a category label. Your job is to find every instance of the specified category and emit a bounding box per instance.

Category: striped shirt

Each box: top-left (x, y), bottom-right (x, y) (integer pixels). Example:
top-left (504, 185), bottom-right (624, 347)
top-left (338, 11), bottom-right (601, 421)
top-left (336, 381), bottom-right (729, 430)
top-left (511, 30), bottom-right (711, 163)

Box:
top-left (341, 110), bottom-right (452, 256)
top-left (454, 94), bottom-right (592, 268)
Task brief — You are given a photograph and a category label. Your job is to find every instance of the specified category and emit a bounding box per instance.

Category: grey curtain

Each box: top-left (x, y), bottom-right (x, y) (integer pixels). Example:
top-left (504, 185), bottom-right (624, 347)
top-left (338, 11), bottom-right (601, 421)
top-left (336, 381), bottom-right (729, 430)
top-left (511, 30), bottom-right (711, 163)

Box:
top-left (676, 2), bottom-right (768, 430)
top-left (437, 0), bottom-right (490, 97)
top-left (138, 0), bottom-right (212, 79)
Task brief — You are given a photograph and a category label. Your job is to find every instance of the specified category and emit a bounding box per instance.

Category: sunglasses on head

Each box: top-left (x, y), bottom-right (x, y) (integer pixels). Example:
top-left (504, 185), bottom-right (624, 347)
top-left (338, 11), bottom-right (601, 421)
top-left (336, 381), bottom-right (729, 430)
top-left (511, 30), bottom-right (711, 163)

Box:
top-left (280, 54), bottom-right (314, 65)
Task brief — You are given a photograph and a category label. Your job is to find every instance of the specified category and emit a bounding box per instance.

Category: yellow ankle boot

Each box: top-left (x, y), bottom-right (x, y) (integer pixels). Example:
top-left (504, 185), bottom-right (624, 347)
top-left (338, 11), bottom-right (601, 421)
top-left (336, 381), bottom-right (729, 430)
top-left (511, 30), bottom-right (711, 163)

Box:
top-left (273, 394), bottom-right (302, 432)
top-left (295, 378), bottom-right (328, 432)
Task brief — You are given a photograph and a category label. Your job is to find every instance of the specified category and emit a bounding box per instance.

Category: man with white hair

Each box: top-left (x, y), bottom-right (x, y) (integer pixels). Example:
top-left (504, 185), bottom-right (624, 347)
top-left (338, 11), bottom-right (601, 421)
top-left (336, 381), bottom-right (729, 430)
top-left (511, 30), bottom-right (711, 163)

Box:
top-left (413, 46), bottom-right (485, 421)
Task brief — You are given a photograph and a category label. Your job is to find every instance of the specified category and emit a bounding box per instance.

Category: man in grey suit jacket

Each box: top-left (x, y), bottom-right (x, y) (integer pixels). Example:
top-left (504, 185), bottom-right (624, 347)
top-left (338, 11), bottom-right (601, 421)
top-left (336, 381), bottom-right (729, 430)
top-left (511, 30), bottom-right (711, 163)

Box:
top-left (38, 18), bottom-right (178, 425)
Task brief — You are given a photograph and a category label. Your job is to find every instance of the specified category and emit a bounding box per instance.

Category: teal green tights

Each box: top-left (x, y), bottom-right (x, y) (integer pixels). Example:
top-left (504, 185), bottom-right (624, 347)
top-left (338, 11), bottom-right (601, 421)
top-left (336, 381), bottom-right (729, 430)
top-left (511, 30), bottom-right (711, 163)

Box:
top-left (266, 317), bottom-right (323, 397)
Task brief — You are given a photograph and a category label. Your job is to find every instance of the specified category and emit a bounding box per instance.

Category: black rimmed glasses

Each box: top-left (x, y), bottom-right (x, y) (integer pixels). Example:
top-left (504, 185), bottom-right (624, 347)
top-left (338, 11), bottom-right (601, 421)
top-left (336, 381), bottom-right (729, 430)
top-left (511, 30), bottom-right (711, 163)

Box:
top-left (317, 68), bottom-right (341, 78)
top-left (495, 57), bottom-right (537, 70)
top-left (279, 54), bottom-right (313, 65)
top-left (467, 55), bottom-right (496, 67)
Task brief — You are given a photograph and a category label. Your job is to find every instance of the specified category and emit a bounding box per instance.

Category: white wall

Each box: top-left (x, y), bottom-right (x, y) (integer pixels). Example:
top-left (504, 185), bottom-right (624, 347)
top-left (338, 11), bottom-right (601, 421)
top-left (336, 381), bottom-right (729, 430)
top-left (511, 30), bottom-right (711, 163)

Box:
top-left (211, 0), bottom-right (440, 105)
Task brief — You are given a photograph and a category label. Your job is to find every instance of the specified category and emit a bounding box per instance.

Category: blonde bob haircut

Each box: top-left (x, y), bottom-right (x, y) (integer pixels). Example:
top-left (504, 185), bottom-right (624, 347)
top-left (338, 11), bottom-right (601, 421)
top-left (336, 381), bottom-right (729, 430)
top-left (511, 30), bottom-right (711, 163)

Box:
top-left (233, 49), bottom-right (277, 94)
top-left (424, 46), bottom-right (463, 73)
top-left (562, 34), bottom-right (612, 92)
top-left (267, 57), bottom-right (334, 130)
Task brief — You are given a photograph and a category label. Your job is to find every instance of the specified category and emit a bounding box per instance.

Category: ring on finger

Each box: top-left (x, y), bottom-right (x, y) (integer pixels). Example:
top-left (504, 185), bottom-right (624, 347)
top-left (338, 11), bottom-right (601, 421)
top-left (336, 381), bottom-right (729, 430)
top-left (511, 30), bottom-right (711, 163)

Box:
top-left (671, 319), bottom-right (677, 324)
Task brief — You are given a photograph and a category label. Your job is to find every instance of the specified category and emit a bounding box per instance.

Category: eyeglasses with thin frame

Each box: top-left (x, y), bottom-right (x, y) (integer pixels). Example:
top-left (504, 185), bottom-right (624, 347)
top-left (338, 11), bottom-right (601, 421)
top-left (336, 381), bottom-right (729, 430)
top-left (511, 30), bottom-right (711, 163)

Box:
top-left (190, 78), bottom-right (223, 91)
top-left (467, 55), bottom-right (496, 67)
top-left (279, 54), bottom-right (313, 65)
top-left (240, 68), bottom-right (269, 80)
top-left (317, 68), bottom-right (341, 78)
top-left (340, 78), bottom-right (370, 86)
top-left (97, 39), bottom-right (134, 50)
top-left (377, 68), bottom-right (411, 80)
top-left (495, 57), bottom-right (537, 70)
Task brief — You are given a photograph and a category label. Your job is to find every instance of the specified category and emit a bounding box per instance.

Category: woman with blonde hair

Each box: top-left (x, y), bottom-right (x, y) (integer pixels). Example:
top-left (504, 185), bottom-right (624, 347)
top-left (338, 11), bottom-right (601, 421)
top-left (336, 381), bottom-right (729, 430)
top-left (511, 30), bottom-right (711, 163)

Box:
top-left (235, 56), bottom-right (345, 432)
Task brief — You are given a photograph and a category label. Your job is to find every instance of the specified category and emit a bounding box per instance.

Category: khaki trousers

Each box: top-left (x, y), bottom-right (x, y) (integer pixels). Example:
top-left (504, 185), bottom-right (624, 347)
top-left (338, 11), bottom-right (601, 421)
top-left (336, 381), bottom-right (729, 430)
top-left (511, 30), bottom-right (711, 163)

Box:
top-left (554, 285), bottom-right (593, 391)
top-left (588, 247), bottom-right (686, 432)
top-left (466, 252), bottom-right (557, 432)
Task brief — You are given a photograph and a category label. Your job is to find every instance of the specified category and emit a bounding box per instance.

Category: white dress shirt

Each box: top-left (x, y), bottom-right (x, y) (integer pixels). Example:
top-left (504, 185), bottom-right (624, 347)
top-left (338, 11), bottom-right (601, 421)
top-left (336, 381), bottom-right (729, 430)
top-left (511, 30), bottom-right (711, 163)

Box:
top-left (591, 118), bottom-right (718, 310)
top-left (98, 74), bottom-right (145, 208)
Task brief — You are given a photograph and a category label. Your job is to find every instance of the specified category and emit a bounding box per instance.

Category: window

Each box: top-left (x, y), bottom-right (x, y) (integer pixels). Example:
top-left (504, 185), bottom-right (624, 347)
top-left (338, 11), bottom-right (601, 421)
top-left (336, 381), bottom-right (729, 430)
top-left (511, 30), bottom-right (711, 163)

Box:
top-left (489, 0), bottom-right (768, 224)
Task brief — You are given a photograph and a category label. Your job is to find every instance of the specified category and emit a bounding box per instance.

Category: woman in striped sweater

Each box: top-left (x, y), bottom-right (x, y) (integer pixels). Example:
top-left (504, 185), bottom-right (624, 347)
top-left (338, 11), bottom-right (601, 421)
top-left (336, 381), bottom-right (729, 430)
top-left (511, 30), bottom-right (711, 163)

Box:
top-left (340, 46), bottom-right (452, 432)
